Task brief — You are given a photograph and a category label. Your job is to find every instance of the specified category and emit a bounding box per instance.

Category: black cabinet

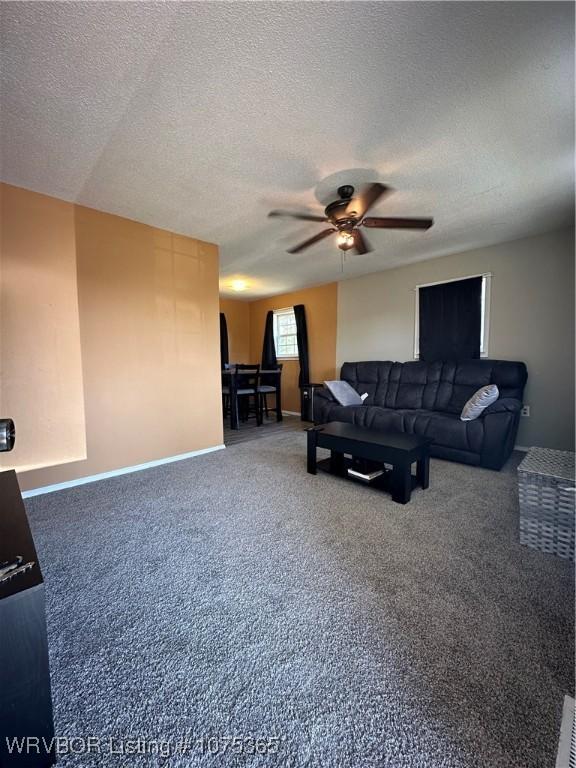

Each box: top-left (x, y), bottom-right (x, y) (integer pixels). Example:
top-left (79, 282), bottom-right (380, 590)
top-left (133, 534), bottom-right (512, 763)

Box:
top-left (299, 383), bottom-right (323, 423)
top-left (0, 470), bottom-right (55, 768)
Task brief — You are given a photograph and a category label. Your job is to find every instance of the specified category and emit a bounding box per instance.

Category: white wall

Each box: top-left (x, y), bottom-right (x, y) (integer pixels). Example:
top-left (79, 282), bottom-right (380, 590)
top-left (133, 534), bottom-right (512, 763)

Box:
top-left (337, 228), bottom-right (575, 451)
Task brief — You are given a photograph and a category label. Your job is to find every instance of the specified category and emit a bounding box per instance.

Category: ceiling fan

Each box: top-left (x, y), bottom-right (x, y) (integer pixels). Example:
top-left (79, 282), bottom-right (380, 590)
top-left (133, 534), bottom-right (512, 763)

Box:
top-left (268, 183), bottom-right (433, 254)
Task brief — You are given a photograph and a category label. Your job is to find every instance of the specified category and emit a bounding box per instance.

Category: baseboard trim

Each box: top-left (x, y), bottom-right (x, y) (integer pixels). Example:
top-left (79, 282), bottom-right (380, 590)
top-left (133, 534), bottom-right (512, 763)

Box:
top-left (282, 410), bottom-right (301, 417)
top-left (21, 444), bottom-right (226, 498)
top-left (555, 694), bottom-right (575, 768)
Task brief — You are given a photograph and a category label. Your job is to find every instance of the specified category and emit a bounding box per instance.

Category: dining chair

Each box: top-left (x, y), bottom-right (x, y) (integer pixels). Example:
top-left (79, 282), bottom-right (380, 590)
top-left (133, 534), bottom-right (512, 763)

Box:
top-left (223, 365), bottom-right (261, 429)
top-left (258, 363), bottom-right (283, 419)
top-left (222, 363), bottom-right (238, 417)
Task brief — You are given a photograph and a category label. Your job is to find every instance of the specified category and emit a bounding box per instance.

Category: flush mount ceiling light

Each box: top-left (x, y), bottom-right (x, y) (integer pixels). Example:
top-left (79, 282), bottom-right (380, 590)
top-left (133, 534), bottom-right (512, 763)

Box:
top-left (268, 183), bottom-right (433, 255)
top-left (230, 279), bottom-right (248, 292)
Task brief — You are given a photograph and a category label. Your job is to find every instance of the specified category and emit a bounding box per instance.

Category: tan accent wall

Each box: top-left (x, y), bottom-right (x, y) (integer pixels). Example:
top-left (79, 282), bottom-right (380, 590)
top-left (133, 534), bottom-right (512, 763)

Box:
top-left (337, 228), bottom-right (575, 451)
top-left (0, 184), bottom-right (87, 473)
top-left (249, 283), bottom-right (338, 413)
top-left (219, 298), bottom-right (251, 364)
top-left (0, 184), bottom-right (223, 491)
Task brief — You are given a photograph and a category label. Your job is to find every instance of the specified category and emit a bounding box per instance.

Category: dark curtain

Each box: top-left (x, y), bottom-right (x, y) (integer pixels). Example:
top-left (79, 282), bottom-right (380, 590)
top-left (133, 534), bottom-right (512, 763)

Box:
top-left (294, 304), bottom-right (310, 419)
top-left (219, 313), bottom-right (229, 369)
top-left (419, 276), bottom-right (482, 361)
top-left (294, 304), bottom-right (310, 386)
top-left (261, 310), bottom-right (277, 369)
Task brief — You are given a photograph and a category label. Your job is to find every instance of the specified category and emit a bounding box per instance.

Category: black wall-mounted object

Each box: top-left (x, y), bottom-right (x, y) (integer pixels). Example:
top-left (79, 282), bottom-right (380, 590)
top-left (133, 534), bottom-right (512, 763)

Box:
top-left (0, 419), bottom-right (15, 452)
top-left (0, 470), bottom-right (55, 768)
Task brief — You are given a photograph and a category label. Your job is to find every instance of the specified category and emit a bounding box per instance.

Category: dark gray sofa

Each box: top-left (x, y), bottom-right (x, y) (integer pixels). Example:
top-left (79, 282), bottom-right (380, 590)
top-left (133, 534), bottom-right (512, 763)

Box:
top-left (314, 359), bottom-right (528, 470)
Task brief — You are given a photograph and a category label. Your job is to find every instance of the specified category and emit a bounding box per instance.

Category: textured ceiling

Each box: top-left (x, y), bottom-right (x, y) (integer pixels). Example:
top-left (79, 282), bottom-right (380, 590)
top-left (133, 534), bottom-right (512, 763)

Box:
top-left (1, 2), bottom-right (574, 298)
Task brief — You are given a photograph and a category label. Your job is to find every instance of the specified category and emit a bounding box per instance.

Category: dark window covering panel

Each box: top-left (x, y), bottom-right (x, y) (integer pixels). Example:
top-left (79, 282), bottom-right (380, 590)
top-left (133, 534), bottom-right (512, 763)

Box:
top-left (293, 304), bottom-right (310, 387)
top-left (294, 304), bottom-right (310, 419)
top-left (419, 276), bottom-right (482, 362)
top-left (219, 313), bottom-right (229, 368)
top-left (261, 310), bottom-right (278, 369)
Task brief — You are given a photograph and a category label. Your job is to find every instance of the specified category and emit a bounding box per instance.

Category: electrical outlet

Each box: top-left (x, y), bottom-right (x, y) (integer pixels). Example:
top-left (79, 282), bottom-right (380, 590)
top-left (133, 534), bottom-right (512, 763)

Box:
top-left (521, 405), bottom-right (530, 417)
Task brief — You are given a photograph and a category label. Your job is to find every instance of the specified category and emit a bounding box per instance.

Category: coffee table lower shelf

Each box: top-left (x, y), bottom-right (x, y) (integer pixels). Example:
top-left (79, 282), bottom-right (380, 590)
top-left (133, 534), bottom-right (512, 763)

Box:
top-left (316, 456), bottom-right (419, 495)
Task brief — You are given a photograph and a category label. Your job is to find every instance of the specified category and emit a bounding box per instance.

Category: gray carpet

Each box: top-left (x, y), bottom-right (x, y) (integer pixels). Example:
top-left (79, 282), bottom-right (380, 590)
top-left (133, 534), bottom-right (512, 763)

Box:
top-left (25, 432), bottom-right (574, 767)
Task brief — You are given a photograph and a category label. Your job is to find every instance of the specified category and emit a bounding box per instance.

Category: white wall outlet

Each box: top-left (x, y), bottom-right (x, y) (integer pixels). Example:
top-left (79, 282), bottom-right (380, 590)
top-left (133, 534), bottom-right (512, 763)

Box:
top-left (521, 405), bottom-right (530, 417)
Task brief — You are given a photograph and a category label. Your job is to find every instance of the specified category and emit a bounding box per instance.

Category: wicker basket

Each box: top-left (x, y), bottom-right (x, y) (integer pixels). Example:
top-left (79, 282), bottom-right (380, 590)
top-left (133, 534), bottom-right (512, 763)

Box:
top-left (518, 447), bottom-right (575, 561)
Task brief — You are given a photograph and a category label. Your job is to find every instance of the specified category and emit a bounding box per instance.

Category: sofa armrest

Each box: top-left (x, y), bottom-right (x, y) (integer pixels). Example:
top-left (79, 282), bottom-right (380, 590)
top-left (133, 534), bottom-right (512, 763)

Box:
top-left (483, 398), bottom-right (522, 416)
top-left (313, 386), bottom-right (336, 404)
top-left (312, 386), bottom-right (338, 425)
top-left (480, 399), bottom-right (522, 469)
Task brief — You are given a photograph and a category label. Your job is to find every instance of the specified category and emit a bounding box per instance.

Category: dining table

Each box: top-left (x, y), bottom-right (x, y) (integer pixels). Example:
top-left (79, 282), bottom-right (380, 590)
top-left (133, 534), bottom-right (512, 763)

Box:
top-left (221, 367), bottom-right (283, 429)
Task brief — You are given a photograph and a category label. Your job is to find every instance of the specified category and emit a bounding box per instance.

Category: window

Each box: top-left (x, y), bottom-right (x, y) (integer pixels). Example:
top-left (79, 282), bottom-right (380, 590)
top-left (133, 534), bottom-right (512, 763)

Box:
top-left (414, 273), bottom-right (491, 359)
top-left (273, 308), bottom-right (299, 359)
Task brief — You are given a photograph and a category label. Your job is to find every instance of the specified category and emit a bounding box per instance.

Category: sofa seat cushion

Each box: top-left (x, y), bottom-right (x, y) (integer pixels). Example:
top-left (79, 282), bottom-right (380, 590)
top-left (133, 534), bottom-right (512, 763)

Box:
top-left (320, 403), bottom-right (368, 427)
top-left (406, 410), bottom-right (484, 454)
top-left (363, 407), bottom-right (484, 453)
top-left (333, 405), bottom-right (485, 453)
top-left (363, 406), bottom-right (406, 434)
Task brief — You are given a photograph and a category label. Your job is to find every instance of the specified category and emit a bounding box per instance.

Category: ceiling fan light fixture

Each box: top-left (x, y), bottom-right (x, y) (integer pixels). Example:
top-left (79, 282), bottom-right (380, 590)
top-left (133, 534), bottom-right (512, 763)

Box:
top-left (337, 231), bottom-right (355, 250)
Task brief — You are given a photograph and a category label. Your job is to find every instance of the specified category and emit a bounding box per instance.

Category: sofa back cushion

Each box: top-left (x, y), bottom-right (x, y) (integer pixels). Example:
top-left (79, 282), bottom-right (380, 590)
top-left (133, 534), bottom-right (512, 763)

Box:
top-left (395, 361), bottom-right (443, 409)
top-left (340, 359), bottom-right (527, 414)
top-left (340, 361), bottom-right (395, 408)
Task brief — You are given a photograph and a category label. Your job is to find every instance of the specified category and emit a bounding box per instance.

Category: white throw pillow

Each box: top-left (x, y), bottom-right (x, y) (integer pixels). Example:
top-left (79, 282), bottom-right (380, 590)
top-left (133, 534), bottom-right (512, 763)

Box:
top-left (324, 380), bottom-right (364, 407)
top-left (460, 384), bottom-right (499, 421)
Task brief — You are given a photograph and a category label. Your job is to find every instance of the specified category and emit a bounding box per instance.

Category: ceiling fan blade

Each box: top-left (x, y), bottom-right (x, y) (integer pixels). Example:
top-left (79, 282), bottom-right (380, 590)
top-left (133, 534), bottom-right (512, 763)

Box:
top-left (287, 228), bottom-right (336, 254)
top-left (362, 216), bottom-right (433, 230)
top-left (353, 229), bottom-right (372, 255)
top-left (346, 183), bottom-right (390, 218)
top-left (268, 210), bottom-right (328, 222)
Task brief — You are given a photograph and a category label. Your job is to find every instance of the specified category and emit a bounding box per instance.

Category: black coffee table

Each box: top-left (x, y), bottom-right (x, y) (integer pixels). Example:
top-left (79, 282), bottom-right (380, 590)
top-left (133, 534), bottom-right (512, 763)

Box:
top-left (307, 422), bottom-right (432, 504)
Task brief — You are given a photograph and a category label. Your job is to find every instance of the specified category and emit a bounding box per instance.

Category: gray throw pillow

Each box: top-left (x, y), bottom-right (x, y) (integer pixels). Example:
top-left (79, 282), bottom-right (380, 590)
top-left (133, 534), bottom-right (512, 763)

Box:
top-left (460, 384), bottom-right (499, 421)
top-left (324, 380), bottom-right (363, 407)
